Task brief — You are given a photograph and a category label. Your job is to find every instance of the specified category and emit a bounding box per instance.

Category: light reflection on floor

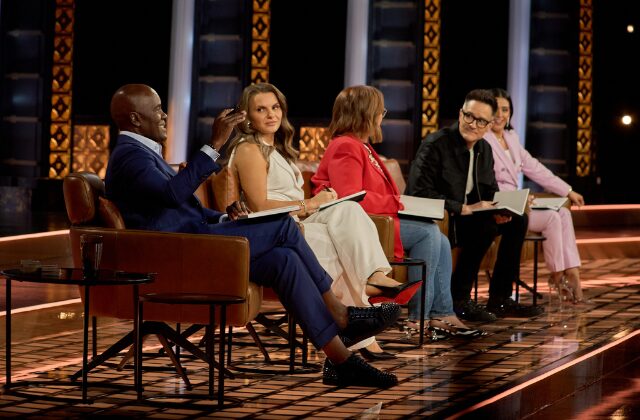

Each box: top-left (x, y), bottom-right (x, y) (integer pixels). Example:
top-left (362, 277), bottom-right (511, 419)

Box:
top-left (0, 258), bottom-right (639, 418)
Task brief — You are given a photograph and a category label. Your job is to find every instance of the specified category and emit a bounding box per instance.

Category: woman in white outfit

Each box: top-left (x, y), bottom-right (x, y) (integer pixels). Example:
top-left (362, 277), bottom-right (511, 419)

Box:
top-left (226, 83), bottom-right (420, 359)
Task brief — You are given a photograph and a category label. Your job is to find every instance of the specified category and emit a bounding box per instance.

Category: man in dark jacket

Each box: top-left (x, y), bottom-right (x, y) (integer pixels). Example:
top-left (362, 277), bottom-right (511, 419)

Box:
top-left (406, 89), bottom-right (543, 320)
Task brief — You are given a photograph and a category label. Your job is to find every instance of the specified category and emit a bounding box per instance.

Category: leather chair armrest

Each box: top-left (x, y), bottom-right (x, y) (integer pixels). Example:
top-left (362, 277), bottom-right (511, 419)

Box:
top-left (369, 214), bottom-right (394, 259)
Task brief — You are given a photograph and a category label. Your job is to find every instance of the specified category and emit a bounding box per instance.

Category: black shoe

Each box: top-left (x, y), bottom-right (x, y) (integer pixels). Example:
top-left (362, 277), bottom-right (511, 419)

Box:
top-left (453, 299), bottom-right (497, 322)
top-left (323, 353), bottom-right (398, 387)
top-left (358, 347), bottom-right (396, 361)
top-left (486, 297), bottom-right (544, 318)
top-left (340, 303), bottom-right (401, 348)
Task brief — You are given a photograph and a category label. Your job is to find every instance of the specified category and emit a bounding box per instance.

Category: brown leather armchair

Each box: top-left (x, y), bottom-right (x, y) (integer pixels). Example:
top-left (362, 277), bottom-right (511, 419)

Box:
top-left (62, 172), bottom-right (261, 380)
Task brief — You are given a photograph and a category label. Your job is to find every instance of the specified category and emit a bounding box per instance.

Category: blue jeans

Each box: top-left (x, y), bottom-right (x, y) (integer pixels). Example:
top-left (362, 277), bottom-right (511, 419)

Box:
top-left (400, 219), bottom-right (454, 320)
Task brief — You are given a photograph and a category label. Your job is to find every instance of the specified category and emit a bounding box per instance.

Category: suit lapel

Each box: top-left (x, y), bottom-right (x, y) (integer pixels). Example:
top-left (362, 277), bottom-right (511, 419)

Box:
top-left (487, 133), bottom-right (519, 184)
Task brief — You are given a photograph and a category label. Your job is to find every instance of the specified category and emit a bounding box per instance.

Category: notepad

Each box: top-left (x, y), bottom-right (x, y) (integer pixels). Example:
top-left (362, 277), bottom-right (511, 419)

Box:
top-left (531, 197), bottom-right (569, 211)
top-left (237, 205), bottom-right (300, 219)
top-left (398, 195), bottom-right (445, 220)
top-left (318, 190), bottom-right (367, 211)
top-left (473, 189), bottom-right (530, 217)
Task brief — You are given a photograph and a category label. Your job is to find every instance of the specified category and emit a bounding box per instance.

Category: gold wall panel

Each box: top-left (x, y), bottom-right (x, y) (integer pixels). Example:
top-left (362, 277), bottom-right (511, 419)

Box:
top-left (48, 0), bottom-right (75, 179)
top-left (577, 0), bottom-right (593, 177)
top-left (422, 0), bottom-right (441, 138)
top-left (251, 0), bottom-right (270, 84)
top-left (72, 125), bottom-right (110, 178)
top-left (299, 127), bottom-right (330, 162)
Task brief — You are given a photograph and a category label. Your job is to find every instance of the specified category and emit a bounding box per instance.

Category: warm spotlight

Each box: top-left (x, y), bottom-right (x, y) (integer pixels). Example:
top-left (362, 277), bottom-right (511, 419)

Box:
top-left (621, 115), bottom-right (632, 125)
top-left (627, 24), bottom-right (635, 33)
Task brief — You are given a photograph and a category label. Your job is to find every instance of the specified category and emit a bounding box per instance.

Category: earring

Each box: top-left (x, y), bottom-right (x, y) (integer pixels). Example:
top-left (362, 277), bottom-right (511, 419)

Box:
top-left (247, 121), bottom-right (251, 127)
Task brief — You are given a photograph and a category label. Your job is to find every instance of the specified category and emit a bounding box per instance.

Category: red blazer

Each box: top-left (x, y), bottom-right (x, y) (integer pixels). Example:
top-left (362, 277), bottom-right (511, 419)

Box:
top-left (312, 134), bottom-right (405, 258)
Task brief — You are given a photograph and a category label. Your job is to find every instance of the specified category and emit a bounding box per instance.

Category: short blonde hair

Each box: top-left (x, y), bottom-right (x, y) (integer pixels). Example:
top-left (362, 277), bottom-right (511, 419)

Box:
top-left (328, 85), bottom-right (385, 143)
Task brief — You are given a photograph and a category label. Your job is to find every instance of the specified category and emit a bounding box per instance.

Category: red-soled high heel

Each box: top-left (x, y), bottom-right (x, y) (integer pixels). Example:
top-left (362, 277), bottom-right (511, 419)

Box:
top-left (368, 280), bottom-right (423, 305)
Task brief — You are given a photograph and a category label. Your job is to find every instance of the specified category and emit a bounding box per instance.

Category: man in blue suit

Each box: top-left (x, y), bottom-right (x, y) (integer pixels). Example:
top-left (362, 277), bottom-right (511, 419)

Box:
top-left (105, 84), bottom-right (399, 387)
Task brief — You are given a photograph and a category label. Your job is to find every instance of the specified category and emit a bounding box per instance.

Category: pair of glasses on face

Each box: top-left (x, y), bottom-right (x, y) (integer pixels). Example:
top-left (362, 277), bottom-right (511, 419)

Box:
top-left (460, 109), bottom-right (492, 128)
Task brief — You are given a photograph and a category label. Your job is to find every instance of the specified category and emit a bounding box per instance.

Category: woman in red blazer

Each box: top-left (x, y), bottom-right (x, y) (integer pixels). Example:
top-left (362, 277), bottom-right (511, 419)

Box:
top-left (312, 86), bottom-right (482, 338)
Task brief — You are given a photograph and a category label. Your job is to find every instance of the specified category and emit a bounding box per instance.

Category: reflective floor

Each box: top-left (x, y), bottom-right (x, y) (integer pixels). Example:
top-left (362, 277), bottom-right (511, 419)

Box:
top-left (1, 258), bottom-right (640, 418)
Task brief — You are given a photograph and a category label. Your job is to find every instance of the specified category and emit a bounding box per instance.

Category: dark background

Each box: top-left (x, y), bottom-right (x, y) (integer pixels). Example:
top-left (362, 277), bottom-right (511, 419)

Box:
top-left (269, 0), bottom-right (347, 127)
top-left (73, 0), bottom-right (172, 125)
top-left (592, 1), bottom-right (640, 203)
top-left (70, 0), bottom-right (640, 203)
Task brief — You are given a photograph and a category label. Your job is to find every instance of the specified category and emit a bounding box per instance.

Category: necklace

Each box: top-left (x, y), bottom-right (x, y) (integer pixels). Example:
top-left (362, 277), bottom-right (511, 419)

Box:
top-left (364, 144), bottom-right (383, 172)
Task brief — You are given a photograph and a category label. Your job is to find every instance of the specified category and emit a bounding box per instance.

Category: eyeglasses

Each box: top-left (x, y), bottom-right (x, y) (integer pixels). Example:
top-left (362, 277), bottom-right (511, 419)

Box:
top-left (460, 109), bottom-right (492, 128)
top-left (382, 108), bottom-right (387, 118)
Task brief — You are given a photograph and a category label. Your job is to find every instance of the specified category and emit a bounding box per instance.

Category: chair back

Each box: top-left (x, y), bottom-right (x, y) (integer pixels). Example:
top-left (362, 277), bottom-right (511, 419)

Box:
top-left (69, 227), bottom-right (258, 326)
top-left (62, 173), bottom-right (261, 327)
top-left (211, 166), bottom-right (241, 211)
top-left (63, 172), bottom-right (125, 229)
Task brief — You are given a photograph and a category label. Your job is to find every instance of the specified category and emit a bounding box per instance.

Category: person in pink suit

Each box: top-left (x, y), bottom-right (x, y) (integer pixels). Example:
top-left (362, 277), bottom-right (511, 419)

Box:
top-left (485, 88), bottom-right (587, 303)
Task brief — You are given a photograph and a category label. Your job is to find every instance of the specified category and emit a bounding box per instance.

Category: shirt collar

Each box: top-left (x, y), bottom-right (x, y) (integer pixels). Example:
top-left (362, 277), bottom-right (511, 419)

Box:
top-left (120, 131), bottom-right (163, 157)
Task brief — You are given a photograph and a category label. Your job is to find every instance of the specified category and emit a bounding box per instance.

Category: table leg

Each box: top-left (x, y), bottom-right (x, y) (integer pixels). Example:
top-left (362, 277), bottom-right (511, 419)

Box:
top-left (218, 304), bottom-right (227, 407)
top-left (132, 285), bottom-right (140, 397)
top-left (419, 263), bottom-right (426, 346)
top-left (136, 296), bottom-right (144, 399)
top-left (82, 286), bottom-right (90, 403)
top-left (207, 305), bottom-right (215, 400)
top-left (5, 278), bottom-right (11, 389)
top-left (533, 242), bottom-right (539, 306)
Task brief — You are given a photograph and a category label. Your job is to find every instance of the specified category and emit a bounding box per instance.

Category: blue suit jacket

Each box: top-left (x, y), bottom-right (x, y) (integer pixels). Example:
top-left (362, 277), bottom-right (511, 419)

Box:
top-left (105, 135), bottom-right (225, 233)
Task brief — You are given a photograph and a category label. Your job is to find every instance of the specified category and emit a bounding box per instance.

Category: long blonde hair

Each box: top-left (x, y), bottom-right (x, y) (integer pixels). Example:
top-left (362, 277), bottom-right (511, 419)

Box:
top-left (328, 85), bottom-right (385, 143)
top-left (227, 83), bottom-right (297, 167)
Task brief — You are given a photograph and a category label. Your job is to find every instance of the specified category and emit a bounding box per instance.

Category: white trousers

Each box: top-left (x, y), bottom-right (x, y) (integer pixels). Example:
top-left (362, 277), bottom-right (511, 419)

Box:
top-left (302, 201), bottom-right (392, 349)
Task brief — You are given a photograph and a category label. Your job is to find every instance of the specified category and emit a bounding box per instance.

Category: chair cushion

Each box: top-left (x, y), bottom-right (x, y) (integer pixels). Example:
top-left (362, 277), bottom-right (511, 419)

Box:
top-left (98, 197), bottom-right (126, 229)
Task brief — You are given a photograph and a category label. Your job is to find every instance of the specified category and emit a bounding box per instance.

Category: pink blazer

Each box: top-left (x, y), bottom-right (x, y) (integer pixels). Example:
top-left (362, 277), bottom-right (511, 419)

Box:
top-left (484, 130), bottom-right (571, 196)
top-left (311, 134), bottom-right (405, 258)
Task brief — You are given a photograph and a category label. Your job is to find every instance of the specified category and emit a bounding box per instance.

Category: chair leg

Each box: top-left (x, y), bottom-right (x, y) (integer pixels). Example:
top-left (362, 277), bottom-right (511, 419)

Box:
top-left (288, 314), bottom-right (296, 373)
top-left (156, 334), bottom-right (192, 390)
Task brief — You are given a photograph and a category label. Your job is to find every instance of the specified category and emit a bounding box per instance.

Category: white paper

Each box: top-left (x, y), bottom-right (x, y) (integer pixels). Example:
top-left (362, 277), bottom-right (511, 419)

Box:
top-left (473, 189), bottom-right (530, 216)
top-left (237, 205), bottom-right (300, 219)
top-left (318, 190), bottom-right (367, 211)
top-left (398, 195), bottom-right (445, 220)
top-left (531, 197), bottom-right (568, 211)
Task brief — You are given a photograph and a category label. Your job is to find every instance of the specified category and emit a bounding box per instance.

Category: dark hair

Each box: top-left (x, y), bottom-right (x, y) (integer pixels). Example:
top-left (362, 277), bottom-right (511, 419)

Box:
top-left (489, 88), bottom-right (514, 130)
top-left (464, 89), bottom-right (497, 115)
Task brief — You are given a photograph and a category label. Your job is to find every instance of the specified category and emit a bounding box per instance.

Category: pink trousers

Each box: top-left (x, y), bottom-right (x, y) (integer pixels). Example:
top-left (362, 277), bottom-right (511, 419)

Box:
top-left (527, 207), bottom-right (581, 273)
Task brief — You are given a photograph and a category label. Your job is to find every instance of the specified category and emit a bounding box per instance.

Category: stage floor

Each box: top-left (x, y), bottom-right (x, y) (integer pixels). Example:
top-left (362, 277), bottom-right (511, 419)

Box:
top-left (1, 258), bottom-right (640, 418)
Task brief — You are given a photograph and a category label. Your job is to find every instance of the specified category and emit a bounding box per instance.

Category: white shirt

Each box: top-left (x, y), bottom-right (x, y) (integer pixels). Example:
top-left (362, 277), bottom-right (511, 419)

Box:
top-left (464, 148), bottom-right (474, 204)
top-left (120, 130), bottom-right (220, 161)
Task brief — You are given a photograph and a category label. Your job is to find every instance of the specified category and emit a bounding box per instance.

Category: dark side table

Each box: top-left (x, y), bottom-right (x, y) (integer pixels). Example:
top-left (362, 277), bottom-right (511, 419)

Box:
top-left (1, 268), bottom-right (153, 403)
top-left (515, 234), bottom-right (546, 306)
top-left (136, 292), bottom-right (246, 409)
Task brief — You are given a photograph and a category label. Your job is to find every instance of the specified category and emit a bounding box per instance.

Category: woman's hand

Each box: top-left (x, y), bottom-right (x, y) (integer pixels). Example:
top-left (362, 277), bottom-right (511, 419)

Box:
top-left (308, 189), bottom-right (336, 208)
top-left (568, 190), bottom-right (585, 206)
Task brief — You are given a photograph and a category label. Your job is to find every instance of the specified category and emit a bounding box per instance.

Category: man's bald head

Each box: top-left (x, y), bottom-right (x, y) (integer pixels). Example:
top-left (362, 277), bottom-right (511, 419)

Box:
top-left (111, 84), bottom-right (168, 144)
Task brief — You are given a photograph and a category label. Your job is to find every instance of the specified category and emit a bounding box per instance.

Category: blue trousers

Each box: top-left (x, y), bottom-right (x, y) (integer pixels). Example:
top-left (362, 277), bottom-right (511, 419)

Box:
top-left (206, 215), bottom-right (339, 349)
top-left (400, 219), bottom-right (454, 320)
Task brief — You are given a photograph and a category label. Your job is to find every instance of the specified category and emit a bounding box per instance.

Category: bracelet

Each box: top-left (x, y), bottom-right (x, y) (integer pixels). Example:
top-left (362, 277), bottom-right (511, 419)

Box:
top-left (299, 200), bottom-right (307, 215)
